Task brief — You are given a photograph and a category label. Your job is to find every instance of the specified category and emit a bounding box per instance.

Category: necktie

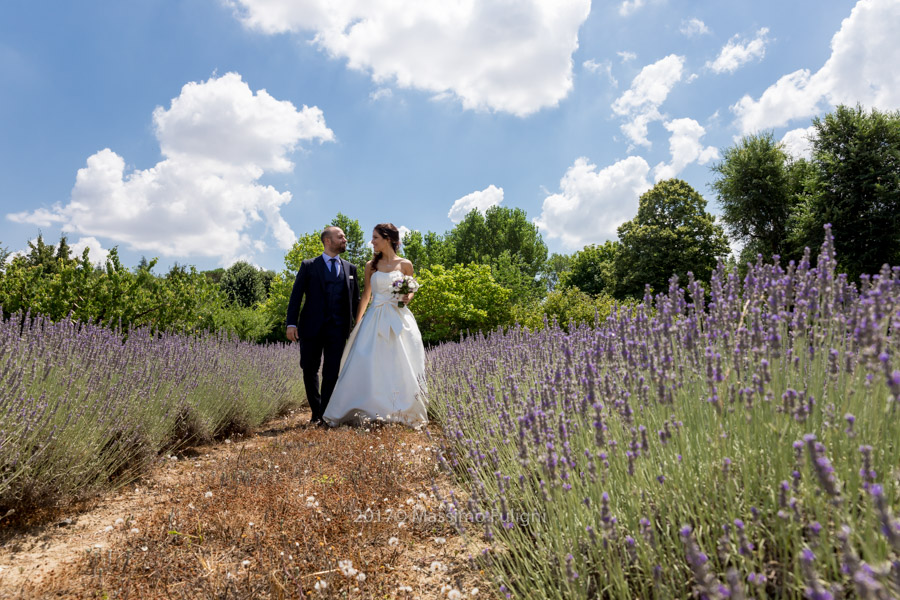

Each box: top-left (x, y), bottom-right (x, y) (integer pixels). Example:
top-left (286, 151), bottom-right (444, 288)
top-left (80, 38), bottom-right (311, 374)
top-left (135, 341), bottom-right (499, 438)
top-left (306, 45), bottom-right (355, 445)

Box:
top-left (329, 258), bottom-right (337, 275)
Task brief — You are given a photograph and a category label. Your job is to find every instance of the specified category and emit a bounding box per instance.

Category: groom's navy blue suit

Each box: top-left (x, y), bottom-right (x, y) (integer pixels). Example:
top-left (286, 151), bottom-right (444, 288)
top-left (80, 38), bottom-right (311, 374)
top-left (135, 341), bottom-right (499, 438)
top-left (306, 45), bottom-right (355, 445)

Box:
top-left (286, 255), bottom-right (360, 422)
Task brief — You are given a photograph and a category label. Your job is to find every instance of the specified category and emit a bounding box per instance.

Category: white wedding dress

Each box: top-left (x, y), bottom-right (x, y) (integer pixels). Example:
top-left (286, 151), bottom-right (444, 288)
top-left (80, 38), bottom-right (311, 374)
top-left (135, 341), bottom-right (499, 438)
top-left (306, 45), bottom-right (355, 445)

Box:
top-left (323, 270), bottom-right (428, 428)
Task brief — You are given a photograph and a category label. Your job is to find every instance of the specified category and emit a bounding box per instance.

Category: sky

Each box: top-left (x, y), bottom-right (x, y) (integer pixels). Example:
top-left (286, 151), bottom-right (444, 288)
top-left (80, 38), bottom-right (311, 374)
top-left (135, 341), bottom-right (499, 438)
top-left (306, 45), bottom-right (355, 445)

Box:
top-left (2, 0), bottom-right (898, 272)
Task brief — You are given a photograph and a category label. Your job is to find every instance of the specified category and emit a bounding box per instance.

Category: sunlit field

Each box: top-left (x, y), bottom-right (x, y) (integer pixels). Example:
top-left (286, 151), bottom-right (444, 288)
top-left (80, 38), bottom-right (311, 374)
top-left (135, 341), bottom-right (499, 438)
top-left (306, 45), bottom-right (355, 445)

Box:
top-left (427, 227), bottom-right (900, 599)
top-left (0, 317), bottom-right (301, 515)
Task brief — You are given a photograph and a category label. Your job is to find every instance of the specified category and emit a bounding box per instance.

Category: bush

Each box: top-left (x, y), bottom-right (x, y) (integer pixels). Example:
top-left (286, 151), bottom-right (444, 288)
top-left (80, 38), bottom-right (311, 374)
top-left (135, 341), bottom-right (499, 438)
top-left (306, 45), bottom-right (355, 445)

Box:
top-left (512, 287), bottom-right (627, 332)
top-left (410, 263), bottom-right (511, 344)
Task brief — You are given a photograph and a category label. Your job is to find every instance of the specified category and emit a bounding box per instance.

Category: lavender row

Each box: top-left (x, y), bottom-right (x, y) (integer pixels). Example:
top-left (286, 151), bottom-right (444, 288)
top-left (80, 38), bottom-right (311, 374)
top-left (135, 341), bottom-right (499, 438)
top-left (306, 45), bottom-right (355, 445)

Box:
top-left (0, 312), bottom-right (302, 513)
top-left (427, 226), bottom-right (900, 599)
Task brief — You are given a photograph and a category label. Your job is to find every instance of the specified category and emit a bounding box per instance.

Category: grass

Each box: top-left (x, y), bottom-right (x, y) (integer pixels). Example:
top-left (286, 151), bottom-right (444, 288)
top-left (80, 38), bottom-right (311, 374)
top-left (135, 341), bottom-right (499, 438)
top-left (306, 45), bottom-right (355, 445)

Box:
top-left (3, 411), bottom-right (491, 599)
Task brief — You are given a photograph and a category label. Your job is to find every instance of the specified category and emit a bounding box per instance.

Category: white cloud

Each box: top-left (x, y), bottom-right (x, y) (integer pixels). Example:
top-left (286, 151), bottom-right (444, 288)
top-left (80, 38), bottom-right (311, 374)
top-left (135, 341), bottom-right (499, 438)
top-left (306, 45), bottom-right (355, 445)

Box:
top-left (619, 0), bottom-right (647, 16)
top-left (617, 50), bottom-right (637, 63)
top-left (583, 59), bottom-right (617, 87)
top-left (732, 0), bottom-right (900, 135)
top-left (398, 225), bottom-right (411, 241)
top-left (448, 185), bottom-right (504, 223)
top-left (707, 28), bottom-right (770, 74)
top-left (612, 54), bottom-right (685, 148)
top-left (534, 156), bottom-right (652, 249)
top-left (780, 126), bottom-right (816, 160)
top-left (70, 236), bottom-right (110, 265)
top-left (7, 73), bottom-right (333, 265)
top-left (231, 0), bottom-right (591, 117)
top-left (680, 18), bottom-right (710, 37)
top-left (369, 88), bottom-right (393, 102)
top-left (652, 118), bottom-right (719, 181)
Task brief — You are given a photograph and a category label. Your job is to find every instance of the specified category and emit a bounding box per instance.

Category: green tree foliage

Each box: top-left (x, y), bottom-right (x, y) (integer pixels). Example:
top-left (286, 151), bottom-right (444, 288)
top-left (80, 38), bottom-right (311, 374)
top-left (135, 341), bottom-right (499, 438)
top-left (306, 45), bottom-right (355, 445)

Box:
top-left (400, 230), bottom-right (455, 271)
top-left (410, 263), bottom-right (511, 344)
top-left (488, 250), bottom-right (544, 304)
top-left (447, 206), bottom-right (548, 279)
top-left (792, 104), bottom-right (900, 279)
top-left (539, 252), bottom-right (573, 293)
top-left (616, 179), bottom-right (729, 298)
top-left (220, 261), bottom-right (267, 308)
top-left (203, 267), bottom-right (225, 284)
top-left (511, 287), bottom-right (629, 333)
top-left (331, 212), bottom-right (372, 272)
top-left (711, 132), bottom-right (803, 262)
top-left (0, 243), bottom-right (224, 333)
top-left (0, 241), bottom-right (10, 271)
top-left (561, 241), bottom-right (620, 296)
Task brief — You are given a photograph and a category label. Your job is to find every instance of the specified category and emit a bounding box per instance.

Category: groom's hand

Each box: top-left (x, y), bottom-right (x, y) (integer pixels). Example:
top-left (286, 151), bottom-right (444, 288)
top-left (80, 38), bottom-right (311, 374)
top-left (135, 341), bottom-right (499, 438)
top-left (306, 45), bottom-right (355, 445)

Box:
top-left (286, 326), bottom-right (299, 342)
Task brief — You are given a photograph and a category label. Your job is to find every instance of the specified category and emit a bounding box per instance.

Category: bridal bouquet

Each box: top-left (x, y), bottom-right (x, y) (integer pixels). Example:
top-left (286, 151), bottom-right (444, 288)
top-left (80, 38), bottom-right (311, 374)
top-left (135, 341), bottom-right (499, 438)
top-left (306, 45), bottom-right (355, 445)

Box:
top-left (391, 275), bottom-right (419, 308)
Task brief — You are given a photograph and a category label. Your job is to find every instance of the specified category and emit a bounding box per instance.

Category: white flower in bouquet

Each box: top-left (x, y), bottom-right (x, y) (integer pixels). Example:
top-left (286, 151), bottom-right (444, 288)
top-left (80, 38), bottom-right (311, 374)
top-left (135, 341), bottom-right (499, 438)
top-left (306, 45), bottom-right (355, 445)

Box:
top-left (391, 275), bottom-right (420, 308)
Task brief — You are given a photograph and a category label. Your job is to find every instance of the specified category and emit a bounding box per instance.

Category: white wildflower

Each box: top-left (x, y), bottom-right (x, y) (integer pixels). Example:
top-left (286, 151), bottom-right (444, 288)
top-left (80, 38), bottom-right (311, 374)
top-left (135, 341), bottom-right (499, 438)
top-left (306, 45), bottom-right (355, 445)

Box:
top-left (357, 572), bottom-right (367, 582)
top-left (242, 560), bottom-right (251, 567)
top-left (204, 491), bottom-right (213, 498)
top-left (448, 590), bottom-right (462, 600)
top-left (103, 525), bottom-right (113, 532)
top-left (338, 559), bottom-right (358, 577)
top-left (314, 580), bottom-right (328, 591)
top-left (430, 561), bottom-right (445, 573)
top-left (114, 518), bottom-right (124, 527)
top-left (388, 537), bottom-right (400, 547)
top-left (470, 588), bottom-right (479, 596)
top-left (129, 528), bottom-right (140, 534)
top-left (434, 537), bottom-right (446, 544)
top-left (140, 546), bottom-right (148, 552)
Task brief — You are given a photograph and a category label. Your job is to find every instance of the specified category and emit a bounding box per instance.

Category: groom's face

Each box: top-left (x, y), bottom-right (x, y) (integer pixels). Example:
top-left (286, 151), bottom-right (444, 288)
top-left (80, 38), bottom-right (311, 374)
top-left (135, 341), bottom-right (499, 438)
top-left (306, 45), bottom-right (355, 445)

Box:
top-left (327, 228), bottom-right (348, 254)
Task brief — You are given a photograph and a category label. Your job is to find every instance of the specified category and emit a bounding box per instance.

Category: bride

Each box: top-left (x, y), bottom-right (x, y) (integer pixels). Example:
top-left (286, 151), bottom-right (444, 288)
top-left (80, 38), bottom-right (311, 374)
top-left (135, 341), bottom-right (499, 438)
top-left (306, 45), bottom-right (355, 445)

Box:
top-left (323, 223), bottom-right (428, 428)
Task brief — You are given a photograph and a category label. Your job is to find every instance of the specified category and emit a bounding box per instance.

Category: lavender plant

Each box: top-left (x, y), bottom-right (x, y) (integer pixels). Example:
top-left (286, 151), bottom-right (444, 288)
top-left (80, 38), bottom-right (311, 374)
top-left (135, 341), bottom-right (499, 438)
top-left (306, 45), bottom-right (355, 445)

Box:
top-left (0, 314), bottom-right (301, 513)
top-left (427, 225), bottom-right (900, 599)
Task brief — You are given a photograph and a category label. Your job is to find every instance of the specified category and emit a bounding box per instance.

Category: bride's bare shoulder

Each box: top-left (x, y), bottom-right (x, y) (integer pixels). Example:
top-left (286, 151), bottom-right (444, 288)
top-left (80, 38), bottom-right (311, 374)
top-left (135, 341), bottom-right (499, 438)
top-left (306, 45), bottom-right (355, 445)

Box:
top-left (399, 258), bottom-right (415, 274)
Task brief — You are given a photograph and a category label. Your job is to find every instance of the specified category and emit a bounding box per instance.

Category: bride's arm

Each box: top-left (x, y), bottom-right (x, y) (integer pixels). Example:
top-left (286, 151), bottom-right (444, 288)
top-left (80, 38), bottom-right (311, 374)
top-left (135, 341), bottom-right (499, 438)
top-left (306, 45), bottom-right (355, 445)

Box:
top-left (355, 261), bottom-right (375, 323)
top-left (400, 260), bottom-right (416, 304)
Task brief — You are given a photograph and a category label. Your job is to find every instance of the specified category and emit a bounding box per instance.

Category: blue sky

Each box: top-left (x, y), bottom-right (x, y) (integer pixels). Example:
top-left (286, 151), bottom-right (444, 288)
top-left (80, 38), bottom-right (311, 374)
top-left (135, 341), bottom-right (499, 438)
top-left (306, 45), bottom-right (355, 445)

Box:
top-left (2, 0), bottom-right (897, 272)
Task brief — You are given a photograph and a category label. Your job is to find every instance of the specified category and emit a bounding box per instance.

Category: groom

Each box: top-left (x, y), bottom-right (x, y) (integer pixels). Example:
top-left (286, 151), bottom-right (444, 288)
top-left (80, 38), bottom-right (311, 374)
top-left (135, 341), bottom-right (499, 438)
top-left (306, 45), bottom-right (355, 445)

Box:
top-left (286, 226), bottom-right (360, 426)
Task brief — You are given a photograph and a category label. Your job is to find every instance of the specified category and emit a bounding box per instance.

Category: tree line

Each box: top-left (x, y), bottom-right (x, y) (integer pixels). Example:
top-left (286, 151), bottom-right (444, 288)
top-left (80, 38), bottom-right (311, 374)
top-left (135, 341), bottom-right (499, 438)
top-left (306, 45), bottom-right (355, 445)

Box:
top-left (2, 104), bottom-right (897, 344)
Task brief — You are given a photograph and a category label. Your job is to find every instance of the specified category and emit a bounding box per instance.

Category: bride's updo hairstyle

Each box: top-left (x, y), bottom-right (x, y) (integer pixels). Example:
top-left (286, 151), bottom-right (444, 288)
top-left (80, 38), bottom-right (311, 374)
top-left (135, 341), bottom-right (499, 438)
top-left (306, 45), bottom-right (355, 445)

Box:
top-left (371, 223), bottom-right (401, 270)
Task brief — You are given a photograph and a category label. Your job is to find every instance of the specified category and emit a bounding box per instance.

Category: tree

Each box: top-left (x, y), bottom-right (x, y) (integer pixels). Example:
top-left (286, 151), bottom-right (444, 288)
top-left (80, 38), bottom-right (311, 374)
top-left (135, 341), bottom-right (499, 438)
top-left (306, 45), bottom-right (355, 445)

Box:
top-left (447, 206), bottom-right (548, 279)
top-left (401, 230), bottom-right (455, 271)
top-left (331, 212), bottom-right (372, 273)
top-left (0, 241), bottom-right (9, 271)
top-left (616, 179), bottom-right (729, 298)
top-left (539, 252), bottom-right (573, 293)
top-left (220, 261), bottom-right (266, 308)
top-left (562, 241), bottom-right (620, 296)
top-left (489, 250), bottom-right (544, 304)
top-left (711, 132), bottom-right (802, 262)
top-left (792, 105), bottom-right (900, 279)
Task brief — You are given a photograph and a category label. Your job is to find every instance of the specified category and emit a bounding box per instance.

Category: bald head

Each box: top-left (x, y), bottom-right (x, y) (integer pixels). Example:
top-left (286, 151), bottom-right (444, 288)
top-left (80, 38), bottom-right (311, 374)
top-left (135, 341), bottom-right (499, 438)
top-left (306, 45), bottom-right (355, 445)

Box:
top-left (321, 226), bottom-right (347, 254)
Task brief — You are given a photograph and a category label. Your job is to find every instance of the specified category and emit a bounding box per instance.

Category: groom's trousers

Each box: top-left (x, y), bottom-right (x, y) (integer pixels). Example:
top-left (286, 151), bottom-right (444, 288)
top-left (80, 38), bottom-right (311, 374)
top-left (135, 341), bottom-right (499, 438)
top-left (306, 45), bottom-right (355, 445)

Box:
top-left (299, 326), bottom-right (347, 421)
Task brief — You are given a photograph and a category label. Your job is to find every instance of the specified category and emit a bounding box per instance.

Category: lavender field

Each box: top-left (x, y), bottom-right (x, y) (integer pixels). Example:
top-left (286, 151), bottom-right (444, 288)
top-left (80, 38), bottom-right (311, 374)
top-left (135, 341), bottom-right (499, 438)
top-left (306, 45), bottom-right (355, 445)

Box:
top-left (0, 313), bottom-right (300, 514)
top-left (427, 227), bottom-right (900, 599)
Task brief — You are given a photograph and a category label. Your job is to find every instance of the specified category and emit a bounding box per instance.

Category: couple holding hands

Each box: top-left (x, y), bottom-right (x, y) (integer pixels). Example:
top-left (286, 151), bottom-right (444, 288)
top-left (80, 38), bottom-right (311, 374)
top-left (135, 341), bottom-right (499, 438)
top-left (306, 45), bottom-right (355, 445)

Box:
top-left (285, 223), bottom-right (427, 429)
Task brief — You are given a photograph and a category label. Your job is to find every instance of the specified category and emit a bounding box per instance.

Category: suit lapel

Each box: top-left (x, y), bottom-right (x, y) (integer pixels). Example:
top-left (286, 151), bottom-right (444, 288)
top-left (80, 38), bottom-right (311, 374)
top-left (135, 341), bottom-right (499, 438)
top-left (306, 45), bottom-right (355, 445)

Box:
top-left (340, 258), bottom-right (352, 294)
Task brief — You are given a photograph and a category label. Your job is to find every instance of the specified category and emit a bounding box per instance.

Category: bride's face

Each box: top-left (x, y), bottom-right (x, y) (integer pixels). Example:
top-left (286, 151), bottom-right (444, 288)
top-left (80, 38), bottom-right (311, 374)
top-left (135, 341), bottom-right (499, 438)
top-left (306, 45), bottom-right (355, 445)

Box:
top-left (371, 230), bottom-right (392, 254)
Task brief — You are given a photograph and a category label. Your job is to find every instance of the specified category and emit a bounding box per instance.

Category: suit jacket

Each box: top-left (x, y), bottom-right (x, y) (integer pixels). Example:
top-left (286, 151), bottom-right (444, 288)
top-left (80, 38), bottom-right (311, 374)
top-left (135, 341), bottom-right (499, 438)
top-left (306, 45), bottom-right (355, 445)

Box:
top-left (286, 255), bottom-right (360, 338)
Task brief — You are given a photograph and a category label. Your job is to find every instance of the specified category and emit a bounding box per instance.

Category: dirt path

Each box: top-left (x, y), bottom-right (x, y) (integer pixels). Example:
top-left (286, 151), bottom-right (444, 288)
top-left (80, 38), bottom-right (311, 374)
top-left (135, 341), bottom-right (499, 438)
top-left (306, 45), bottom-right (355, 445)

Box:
top-left (0, 410), bottom-right (491, 599)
